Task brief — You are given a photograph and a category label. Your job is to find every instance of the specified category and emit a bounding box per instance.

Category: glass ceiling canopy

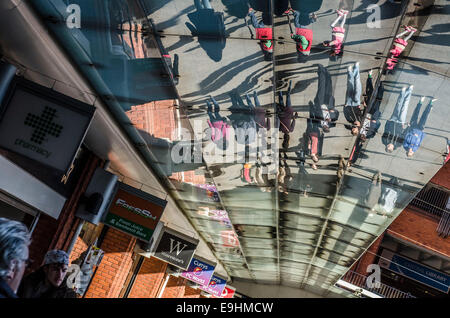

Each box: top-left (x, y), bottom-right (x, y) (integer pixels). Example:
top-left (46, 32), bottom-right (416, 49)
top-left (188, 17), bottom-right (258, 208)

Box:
top-left (30, 0), bottom-right (450, 297)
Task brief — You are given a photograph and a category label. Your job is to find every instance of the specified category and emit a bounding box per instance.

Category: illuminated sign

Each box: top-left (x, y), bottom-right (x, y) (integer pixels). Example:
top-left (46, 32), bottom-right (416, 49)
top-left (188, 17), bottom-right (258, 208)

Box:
top-left (104, 182), bottom-right (167, 241)
top-left (181, 256), bottom-right (216, 287)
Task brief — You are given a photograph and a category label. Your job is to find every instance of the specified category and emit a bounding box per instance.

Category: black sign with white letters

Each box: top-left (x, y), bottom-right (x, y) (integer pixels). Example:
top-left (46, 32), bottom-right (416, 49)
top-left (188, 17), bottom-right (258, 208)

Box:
top-left (153, 229), bottom-right (198, 270)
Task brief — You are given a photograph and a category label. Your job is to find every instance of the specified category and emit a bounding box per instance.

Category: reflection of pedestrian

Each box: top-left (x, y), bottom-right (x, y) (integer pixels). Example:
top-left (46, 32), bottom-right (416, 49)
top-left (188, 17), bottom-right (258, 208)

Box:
top-left (248, 7), bottom-right (273, 60)
top-left (288, 9), bottom-right (314, 57)
top-left (277, 81), bottom-right (298, 149)
top-left (245, 91), bottom-right (270, 132)
top-left (228, 90), bottom-right (257, 147)
top-left (305, 116), bottom-right (323, 168)
top-left (206, 96), bottom-right (230, 150)
top-left (344, 62), bottom-right (364, 136)
top-left (278, 154), bottom-right (293, 194)
top-left (360, 78), bottom-right (383, 141)
top-left (386, 26), bottom-right (417, 70)
top-left (382, 85), bottom-right (413, 152)
top-left (323, 9), bottom-right (348, 57)
top-left (186, 0), bottom-right (226, 62)
top-left (403, 97), bottom-right (437, 157)
top-left (313, 64), bottom-right (339, 133)
top-left (379, 176), bottom-right (400, 216)
top-left (365, 171), bottom-right (382, 217)
top-left (295, 150), bottom-right (313, 196)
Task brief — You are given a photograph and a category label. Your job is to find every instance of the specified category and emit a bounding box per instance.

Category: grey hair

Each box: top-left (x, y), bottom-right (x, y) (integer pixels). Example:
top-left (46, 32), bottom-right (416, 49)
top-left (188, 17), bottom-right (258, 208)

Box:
top-left (0, 217), bottom-right (31, 279)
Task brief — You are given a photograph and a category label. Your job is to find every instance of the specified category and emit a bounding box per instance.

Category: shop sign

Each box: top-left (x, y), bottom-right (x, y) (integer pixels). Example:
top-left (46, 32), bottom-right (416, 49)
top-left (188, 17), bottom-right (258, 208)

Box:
top-left (104, 182), bottom-right (167, 242)
top-left (379, 249), bottom-right (450, 293)
top-left (0, 78), bottom-right (95, 173)
top-left (153, 227), bottom-right (199, 270)
top-left (199, 274), bottom-right (227, 297)
top-left (213, 285), bottom-right (236, 298)
top-left (181, 256), bottom-right (216, 287)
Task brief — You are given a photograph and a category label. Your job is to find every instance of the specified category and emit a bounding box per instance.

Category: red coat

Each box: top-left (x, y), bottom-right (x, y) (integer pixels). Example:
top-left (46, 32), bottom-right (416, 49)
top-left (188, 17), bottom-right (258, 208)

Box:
top-left (256, 27), bottom-right (273, 51)
top-left (295, 28), bottom-right (313, 52)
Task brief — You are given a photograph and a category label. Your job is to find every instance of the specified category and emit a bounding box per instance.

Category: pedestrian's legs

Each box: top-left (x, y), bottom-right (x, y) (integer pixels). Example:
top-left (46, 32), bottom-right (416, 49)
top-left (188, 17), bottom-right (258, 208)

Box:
top-left (249, 11), bottom-right (265, 29)
top-left (206, 99), bottom-right (213, 113)
top-left (353, 63), bottom-right (362, 106)
top-left (395, 30), bottom-right (409, 38)
top-left (245, 93), bottom-right (255, 110)
top-left (315, 65), bottom-right (326, 107)
top-left (331, 15), bottom-right (342, 28)
top-left (404, 30), bottom-right (415, 41)
top-left (418, 100), bottom-right (433, 130)
top-left (345, 66), bottom-right (356, 106)
top-left (399, 86), bottom-right (412, 123)
top-left (202, 0), bottom-right (212, 9)
top-left (278, 91), bottom-right (284, 108)
top-left (253, 91), bottom-right (261, 107)
top-left (210, 96), bottom-right (220, 111)
top-left (293, 10), bottom-right (302, 29)
top-left (390, 86), bottom-right (407, 122)
top-left (340, 13), bottom-right (347, 28)
top-left (194, 0), bottom-right (202, 10)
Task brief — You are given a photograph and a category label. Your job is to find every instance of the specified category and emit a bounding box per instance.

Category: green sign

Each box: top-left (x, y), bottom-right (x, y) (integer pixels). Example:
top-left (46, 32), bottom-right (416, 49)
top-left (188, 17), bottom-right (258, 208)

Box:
top-left (104, 213), bottom-right (154, 241)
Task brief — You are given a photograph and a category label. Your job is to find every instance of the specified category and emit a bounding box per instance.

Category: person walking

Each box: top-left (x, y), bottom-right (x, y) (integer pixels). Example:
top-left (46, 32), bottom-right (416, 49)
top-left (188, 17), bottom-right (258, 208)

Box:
top-left (312, 64), bottom-right (339, 133)
top-left (286, 9), bottom-right (314, 58)
top-left (245, 91), bottom-right (270, 132)
top-left (206, 96), bottom-right (230, 150)
top-left (0, 218), bottom-right (31, 298)
top-left (323, 9), bottom-right (349, 57)
top-left (382, 85), bottom-right (413, 152)
top-left (277, 80), bottom-right (298, 149)
top-left (248, 7), bottom-right (273, 60)
top-left (18, 250), bottom-right (77, 298)
top-left (386, 26), bottom-right (417, 70)
top-left (403, 96), bottom-right (437, 157)
top-left (344, 62), bottom-right (364, 135)
top-left (360, 76), bottom-right (384, 141)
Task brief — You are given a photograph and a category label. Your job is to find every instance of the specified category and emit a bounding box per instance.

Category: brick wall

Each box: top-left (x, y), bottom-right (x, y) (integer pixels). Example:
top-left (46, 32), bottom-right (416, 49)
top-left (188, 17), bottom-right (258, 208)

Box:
top-left (26, 152), bottom-right (101, 274)
top-left (161, 275), bottom-right (187, 298)
top-left (127, 257), bottom-right (167, 298)
top-left (84, 228), bottom-right (136, 298)
top-left (387, 207), bottom-right (450, 257)
top-left (429, 160), bottom-right (450, 189)
top-left (354, 233), bottom-right (385, 276)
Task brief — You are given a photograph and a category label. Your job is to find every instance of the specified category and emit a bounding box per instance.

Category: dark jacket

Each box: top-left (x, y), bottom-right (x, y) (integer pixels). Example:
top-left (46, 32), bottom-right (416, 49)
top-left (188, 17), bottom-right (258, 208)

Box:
top-left (382, 120), bottom-right (404, 149)
top-left (0, 278), bottom-right (18, 298)
top-left (17, 268), bottom-right (77, 299)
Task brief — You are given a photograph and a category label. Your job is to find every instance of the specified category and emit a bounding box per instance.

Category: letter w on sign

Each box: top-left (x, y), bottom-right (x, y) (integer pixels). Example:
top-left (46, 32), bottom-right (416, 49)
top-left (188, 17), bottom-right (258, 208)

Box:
top-left (169, 238), bottom-right (187, 255)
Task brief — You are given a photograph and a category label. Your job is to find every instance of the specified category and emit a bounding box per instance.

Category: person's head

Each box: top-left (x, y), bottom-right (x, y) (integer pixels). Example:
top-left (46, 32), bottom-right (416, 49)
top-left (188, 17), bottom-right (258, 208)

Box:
top-left (386, 143), bottom-right (394, 153)
top-left (407, 148), bottom-right (414, 158)
top-left (42, 250), bottom-right (69, 287)
top-left (0, 218), bottom-right (31, 293)
top-left (322, 125), bottom-right (330, 133)
top-left (351, 126), bottom-right (359, 136)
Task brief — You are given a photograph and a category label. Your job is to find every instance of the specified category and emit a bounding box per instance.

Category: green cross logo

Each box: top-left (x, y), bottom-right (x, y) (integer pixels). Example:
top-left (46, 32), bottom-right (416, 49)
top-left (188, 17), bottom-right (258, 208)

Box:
top-left (24, 106), bottom-right (63, 145)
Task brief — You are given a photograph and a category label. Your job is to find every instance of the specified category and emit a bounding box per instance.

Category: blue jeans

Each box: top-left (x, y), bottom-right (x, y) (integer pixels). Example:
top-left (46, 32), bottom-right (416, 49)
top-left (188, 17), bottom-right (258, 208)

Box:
top-left (245, 91), bottom-right (261, 109)
top-left (293, 11), bottom-right (308, 29)
top-left (249, 11), bottom-right (266, 29)
top-left (410, 100), bottom-right (432, 131)
top-left (390, 86), bottom-right (412, 124)
top-left (195, 0), bottom-right (212, 10)
top-left (345, 63), bottom-right (362, 107)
